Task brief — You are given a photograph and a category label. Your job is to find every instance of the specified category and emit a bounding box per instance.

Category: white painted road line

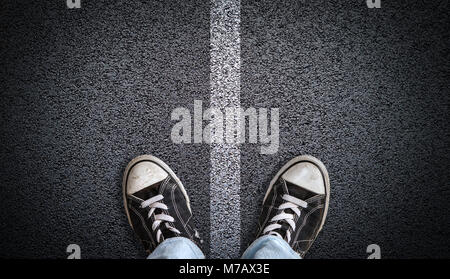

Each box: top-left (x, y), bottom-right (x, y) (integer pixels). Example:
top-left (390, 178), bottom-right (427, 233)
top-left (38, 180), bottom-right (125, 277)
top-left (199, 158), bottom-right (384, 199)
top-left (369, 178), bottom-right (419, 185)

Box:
top-left (210, 0), bottom-right (241, 258)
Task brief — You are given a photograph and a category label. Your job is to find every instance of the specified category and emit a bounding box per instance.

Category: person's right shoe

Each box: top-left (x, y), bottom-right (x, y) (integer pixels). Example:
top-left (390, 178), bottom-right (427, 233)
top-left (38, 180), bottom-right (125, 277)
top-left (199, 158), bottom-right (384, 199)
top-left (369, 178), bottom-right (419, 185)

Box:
top-left (256, 155), bottom-right (330, 258)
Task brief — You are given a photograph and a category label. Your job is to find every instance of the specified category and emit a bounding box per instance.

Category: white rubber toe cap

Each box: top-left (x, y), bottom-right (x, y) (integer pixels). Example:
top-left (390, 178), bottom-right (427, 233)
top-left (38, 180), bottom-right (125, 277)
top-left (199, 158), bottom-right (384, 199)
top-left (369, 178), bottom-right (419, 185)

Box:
top-left (281, 162), bottom-right (325, 195)
top-left (126, 161), bottom-right (168, 195)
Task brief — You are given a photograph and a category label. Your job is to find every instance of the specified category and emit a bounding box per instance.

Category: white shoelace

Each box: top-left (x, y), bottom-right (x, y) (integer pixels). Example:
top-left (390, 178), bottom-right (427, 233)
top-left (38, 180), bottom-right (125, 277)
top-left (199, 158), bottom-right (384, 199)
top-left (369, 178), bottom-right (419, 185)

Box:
top-left (263, 194), bottom-right (308, 243)
top-left (140, 194), bottom-right (181, 243)
top-left (140, 194), bottom-right (202, 244)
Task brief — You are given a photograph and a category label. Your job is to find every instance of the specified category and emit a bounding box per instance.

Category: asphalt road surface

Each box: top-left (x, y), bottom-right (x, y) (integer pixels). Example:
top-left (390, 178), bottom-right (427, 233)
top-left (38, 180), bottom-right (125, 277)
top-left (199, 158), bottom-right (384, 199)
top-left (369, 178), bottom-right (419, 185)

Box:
top-left (1, 0), bottom-right (449, 258)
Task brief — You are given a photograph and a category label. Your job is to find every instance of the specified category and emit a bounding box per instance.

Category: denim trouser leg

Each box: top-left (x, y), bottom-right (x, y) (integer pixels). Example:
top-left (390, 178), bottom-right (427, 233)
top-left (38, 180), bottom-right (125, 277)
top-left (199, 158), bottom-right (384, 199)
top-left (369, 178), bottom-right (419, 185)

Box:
top-left (241, 235), bottom-right (302, 259)
top-left (147, 237), bottom-right (205, 259)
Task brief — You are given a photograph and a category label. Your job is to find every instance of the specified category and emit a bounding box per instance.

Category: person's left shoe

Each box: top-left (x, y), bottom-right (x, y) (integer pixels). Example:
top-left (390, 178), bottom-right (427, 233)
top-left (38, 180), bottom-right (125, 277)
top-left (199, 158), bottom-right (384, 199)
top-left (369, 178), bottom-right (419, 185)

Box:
top-left (122, 155), bottom-right (202, 253)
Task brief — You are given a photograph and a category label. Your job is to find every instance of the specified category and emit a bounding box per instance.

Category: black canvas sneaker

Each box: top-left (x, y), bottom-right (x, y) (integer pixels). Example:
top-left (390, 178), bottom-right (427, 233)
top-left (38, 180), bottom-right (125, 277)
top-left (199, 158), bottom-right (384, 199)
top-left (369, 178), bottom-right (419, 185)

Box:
top-left (256, 155), bottom-right (330, 258)
top-left (122, 155), bottom-right (202, 253)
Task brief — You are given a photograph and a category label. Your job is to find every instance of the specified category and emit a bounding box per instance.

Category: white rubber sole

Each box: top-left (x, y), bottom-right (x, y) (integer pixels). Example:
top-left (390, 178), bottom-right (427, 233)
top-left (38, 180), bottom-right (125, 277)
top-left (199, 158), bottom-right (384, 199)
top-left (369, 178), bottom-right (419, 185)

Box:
top-left (122, 155), bottom-right (192, 229)
top-left (263, 155), bottom-right (330, 232)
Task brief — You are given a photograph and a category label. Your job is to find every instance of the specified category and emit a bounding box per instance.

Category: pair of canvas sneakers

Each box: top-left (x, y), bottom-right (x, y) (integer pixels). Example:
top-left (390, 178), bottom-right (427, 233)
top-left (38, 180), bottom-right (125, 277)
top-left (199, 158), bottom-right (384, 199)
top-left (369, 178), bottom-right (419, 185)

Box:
top-left (122, 154), bottom-right (330, 258)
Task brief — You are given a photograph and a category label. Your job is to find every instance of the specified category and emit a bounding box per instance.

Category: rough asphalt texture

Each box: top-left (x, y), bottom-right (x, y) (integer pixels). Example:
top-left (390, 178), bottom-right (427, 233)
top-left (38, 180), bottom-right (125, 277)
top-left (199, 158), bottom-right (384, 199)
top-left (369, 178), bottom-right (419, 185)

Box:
top-left (0, 0), bottom-right (210, 258)
top-left (1, 0), bottom-right (449, 258)
top-left (240, 0), bottom-right (450, 258)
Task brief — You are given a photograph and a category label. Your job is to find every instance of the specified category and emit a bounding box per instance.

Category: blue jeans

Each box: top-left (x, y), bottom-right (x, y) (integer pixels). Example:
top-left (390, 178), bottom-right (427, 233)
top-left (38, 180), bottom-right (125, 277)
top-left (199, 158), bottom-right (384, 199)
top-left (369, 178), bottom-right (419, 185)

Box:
top-left (147, 235), bottom-right (301, 259)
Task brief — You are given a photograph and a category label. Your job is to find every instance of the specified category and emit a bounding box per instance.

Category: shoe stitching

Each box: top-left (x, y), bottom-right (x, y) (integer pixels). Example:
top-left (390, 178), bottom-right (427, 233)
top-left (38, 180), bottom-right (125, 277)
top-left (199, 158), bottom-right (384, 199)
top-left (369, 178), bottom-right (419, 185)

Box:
top-left (171, 183), bottom-right (193, 239)
top-left (129, 204), bottom-right (156, 248)
top-left (258, 182), bottom-right (279, 236)
top-left (292, 204), bottom-right (324, 244)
